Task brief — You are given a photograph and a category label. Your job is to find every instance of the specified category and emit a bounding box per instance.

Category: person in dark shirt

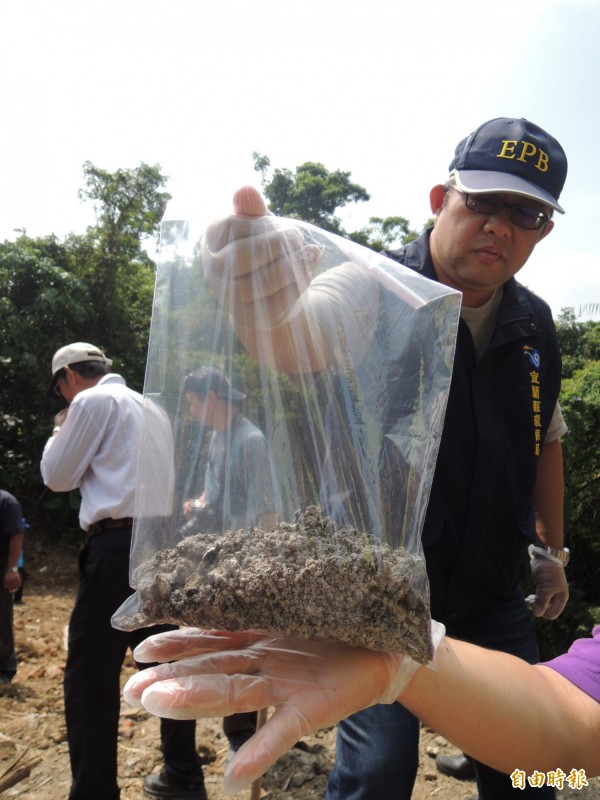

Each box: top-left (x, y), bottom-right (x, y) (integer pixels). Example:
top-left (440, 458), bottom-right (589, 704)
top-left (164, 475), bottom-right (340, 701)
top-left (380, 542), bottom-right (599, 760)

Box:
top-left (182, 365), bottom-right (277, 756)
top-left (0, 489), bottom-right (26, 682)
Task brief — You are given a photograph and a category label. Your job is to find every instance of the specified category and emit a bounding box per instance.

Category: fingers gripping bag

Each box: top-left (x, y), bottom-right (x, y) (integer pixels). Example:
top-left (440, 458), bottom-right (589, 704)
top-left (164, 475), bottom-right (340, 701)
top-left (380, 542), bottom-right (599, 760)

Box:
top-left (112, 187), bottom-right (460, 663)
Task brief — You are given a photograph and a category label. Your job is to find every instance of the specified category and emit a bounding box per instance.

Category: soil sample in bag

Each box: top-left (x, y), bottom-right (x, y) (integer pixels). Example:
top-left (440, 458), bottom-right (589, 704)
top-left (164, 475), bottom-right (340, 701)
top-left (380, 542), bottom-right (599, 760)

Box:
top-left (129, 506), bottom-right (433, 663)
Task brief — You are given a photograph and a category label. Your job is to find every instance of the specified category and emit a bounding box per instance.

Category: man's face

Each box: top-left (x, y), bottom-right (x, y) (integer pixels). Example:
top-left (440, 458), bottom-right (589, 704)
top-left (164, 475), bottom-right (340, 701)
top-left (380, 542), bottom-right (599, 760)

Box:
top-left (186, 391), bottom-right (214, 427)
top-left (53, 367), bottom-right (79, 405)
top-left (429, 186), bottom-right (554, 307)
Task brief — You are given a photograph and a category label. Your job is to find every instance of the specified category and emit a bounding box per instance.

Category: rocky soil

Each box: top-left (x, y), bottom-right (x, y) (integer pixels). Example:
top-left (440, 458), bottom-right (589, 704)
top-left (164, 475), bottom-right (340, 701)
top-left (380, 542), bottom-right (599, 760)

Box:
top-left (126, 507), bottom-right (431, 660)
top-left (2, 531), bottom-right (598, 799)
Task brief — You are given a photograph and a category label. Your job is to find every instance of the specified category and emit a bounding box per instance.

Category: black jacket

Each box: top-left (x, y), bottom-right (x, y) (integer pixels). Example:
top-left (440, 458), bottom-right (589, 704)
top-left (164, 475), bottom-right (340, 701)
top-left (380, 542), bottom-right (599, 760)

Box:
top-left (385, 230), bottom-right (562, 620)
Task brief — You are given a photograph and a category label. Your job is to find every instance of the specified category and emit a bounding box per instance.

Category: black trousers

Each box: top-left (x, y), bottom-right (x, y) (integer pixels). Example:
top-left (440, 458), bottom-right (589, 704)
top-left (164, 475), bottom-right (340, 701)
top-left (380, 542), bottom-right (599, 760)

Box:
top-left (64, 527), bottom-right (202, 800)
top-left (223, 711), bottom-right (257, 750)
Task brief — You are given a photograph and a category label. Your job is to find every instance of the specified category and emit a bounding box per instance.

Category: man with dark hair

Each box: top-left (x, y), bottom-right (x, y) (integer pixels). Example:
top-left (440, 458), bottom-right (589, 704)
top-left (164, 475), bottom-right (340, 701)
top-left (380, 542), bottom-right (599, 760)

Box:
top-left (182, 365), bottom-right (277, 536)
top-left (182, 365), bottom-right (277, 754)
top-left (41, 342), bottom-right (207, 800)
top-left (0, 489), bottom-right (25, 683)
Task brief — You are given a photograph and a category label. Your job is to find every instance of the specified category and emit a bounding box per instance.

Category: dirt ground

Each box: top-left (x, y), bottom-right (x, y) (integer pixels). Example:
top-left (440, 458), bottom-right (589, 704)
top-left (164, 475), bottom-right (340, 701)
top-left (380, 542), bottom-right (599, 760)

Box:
top-left (2, 532), bottom-right (599, 800)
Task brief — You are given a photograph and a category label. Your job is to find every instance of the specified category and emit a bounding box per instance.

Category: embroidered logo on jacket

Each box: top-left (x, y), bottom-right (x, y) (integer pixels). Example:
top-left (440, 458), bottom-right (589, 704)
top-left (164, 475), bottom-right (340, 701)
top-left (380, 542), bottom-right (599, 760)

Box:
top-left (523, 346), bottom-right (541, 368)
top-left (523, 346), bottom-right (542, 455)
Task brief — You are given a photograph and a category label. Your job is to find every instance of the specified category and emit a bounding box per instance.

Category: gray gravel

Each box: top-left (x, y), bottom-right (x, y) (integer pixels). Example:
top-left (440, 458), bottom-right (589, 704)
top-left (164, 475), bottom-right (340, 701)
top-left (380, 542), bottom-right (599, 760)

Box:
top-left (129, 506), bottom-right (433, 662)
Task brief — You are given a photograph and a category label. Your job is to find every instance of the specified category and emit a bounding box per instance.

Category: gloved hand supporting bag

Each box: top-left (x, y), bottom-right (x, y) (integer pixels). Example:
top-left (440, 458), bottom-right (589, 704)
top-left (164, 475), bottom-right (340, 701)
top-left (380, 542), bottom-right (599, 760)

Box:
top-left (124, 621), bottom-right (447, 794)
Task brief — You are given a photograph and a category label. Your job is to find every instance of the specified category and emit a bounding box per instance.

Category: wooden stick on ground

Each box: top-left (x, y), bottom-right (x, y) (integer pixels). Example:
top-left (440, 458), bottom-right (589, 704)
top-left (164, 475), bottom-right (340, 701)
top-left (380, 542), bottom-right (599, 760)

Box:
top-left (249, 707), bottom-right (269, 800)
top-left (0, 756), bottom-right (42, 793)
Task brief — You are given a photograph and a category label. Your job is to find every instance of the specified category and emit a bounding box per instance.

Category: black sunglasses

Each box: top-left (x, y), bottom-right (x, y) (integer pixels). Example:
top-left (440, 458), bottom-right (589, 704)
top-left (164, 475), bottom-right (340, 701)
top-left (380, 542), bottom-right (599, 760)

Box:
top-left (52, 369), bottom-right (66, 398)
top-left (455, 190), bottom-right (551, 231)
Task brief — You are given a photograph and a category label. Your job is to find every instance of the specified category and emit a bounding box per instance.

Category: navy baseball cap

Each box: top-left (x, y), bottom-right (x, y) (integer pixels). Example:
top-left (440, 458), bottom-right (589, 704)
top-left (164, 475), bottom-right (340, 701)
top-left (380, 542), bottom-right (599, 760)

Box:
top-left (448, 118), bottom-right (567, 213)
top-left (184, 366), bottom-right (246, 402)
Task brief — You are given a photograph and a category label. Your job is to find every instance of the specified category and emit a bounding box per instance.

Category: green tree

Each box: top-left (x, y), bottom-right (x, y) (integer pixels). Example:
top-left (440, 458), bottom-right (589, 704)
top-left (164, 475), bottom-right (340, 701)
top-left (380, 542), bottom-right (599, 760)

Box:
top-left (542, 360), bottom-right (600, 655)
top-left (252, 152), bottom-right (423, 247)
top-left (556, 308), bottom-right (600, 379)
top-left (533, 315), bottom-right (600, 658)
top-left (0, 161), bottom-right (170, 527)
top-left (74, 161), bottom-right (171, 384)
top-left (0, 234), bottom-right (92, 496)
top-left (349, 215), bottom-right (418, 250)
top-left (252, 152), bottom-right (370, 235)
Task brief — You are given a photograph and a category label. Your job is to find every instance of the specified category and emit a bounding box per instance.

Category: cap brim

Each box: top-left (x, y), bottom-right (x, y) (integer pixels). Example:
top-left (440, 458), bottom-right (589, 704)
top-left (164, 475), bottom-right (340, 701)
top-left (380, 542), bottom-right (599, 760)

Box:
top-left (452, 170), bottom-right (565, 214)
top-left (46, 373), bottom-right (68, 402)
top-left (225, 388), bottom-right (246, 401)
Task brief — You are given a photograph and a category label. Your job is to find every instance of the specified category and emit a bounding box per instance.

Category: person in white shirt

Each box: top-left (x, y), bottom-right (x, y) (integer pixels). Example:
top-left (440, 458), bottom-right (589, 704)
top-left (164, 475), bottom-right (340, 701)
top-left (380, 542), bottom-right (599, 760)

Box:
top-left (41, 342), bottom-right (207, 800)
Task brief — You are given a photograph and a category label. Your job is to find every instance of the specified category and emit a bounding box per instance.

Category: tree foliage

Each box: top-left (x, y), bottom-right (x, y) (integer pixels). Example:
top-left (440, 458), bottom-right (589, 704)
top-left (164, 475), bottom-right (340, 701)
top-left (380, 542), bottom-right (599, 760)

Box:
top-left (0, 161), bottom-right (170, 529)
top-left (0, 235), bottom-right (92, 495)
top-left (253, 152), bottom-right (370, 235)
top-left (349, 215), bottom-right (419, 251)
top-left (253, 151), bottom-right (423, 247)
top-left (533, 316), bottom-right (600, 658)
top-left (74, 161), bottom-right (170, 381)
top-left (555, 308), bottom-right (600, 378)
top-left (79, 161), bottom-right (169, 242)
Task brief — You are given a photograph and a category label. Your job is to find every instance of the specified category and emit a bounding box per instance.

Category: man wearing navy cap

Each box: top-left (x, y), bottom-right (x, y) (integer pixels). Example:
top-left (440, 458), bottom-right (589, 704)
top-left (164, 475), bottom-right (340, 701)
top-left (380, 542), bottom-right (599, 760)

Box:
top-left (193, 117), bottom-right (570, 800)
top-left (182, 365), bottom-right (278, 757)
top-left (327, 118), bottom-right (569, 800)
top-left (181, 365), bottom-right (277, 537)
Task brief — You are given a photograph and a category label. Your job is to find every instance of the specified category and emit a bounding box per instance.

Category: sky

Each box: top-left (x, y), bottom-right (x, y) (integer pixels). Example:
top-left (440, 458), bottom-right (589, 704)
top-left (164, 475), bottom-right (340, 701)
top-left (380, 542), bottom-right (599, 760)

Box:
top-left (1, 0), bottom-right (599, 320)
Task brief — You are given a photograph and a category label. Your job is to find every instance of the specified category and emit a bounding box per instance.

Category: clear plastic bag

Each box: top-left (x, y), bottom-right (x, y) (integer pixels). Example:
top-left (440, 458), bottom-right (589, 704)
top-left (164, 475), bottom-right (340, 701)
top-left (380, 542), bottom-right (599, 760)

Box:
top-left (112, 189), bottom-right (460, 662)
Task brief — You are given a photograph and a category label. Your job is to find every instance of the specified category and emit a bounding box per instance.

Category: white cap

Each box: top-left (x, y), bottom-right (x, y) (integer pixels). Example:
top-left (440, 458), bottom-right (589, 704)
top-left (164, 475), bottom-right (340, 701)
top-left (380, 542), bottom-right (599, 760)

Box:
top-left (51, 342), bottom-right (112, 376)
top-left (48, 342), bottom-right (112, 398)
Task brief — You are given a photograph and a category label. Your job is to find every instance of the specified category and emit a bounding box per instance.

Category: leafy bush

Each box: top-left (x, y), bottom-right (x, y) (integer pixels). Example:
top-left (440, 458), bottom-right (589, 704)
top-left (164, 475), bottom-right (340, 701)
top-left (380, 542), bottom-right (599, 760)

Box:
top-left (534, 318), bottom-right (600, 659)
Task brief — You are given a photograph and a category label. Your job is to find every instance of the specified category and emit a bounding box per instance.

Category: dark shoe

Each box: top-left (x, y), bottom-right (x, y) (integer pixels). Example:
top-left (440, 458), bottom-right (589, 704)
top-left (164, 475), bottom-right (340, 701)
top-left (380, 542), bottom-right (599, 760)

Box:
top-left (436, 753), bottom-right (476, 780)
top-left (143, 770), bottom-right (207, 800)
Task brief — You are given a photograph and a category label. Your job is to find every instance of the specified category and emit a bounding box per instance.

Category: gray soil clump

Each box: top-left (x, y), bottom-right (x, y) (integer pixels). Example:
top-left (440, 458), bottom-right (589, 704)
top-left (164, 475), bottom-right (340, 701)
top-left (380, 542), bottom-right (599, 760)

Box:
top-left (128, 506), bottom-right (432, 662)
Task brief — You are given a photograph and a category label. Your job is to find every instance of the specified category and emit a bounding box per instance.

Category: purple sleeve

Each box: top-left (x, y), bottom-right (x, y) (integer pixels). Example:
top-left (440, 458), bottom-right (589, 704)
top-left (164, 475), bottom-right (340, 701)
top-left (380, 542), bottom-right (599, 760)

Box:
top-left (541, 626), bottom-right (600, 703)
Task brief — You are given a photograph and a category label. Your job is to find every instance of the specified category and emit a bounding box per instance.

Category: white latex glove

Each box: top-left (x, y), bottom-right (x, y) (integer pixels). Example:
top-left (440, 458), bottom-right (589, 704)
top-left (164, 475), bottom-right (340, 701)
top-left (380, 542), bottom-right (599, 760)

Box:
top-left (202, 187), bottom-right (319, 329)
top-left (124, 625), bottom-right (444, 795)
top-left (526, 544), bottom-right (569, 620)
